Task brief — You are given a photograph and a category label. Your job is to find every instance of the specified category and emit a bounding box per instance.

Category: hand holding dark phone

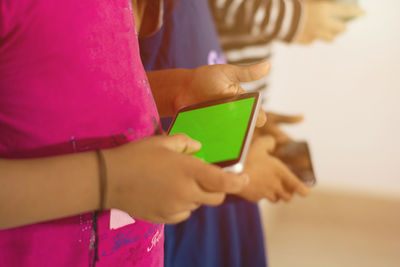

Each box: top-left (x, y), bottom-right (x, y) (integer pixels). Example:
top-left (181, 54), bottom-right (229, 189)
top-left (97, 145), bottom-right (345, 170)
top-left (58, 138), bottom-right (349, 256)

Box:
top-left (273, 141), bottom-right (317, 187)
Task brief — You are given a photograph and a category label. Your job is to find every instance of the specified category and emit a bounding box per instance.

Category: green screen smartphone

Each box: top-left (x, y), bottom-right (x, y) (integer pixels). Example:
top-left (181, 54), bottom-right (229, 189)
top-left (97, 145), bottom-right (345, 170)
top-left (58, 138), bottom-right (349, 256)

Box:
top-left (168, 92), bottom-right (261, 173)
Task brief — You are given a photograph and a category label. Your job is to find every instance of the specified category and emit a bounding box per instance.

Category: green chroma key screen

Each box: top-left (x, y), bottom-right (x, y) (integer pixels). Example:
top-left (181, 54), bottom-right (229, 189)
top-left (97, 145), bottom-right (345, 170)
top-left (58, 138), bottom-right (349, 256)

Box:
top-left (169, 97), bottom-right (255, 163)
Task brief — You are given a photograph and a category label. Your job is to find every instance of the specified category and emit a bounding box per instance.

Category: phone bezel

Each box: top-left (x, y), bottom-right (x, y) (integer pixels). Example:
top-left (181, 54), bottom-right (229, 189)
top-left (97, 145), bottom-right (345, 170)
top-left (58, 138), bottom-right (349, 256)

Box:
top-left (167, 92), bottom-right (261, 173)
top-left (273, 141), bottom-right (317, 186)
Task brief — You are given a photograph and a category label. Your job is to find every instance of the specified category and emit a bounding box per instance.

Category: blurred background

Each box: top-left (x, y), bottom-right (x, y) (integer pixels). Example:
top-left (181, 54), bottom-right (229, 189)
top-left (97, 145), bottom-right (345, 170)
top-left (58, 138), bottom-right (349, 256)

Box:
top-left (260, 0), bottom-right (400, 266)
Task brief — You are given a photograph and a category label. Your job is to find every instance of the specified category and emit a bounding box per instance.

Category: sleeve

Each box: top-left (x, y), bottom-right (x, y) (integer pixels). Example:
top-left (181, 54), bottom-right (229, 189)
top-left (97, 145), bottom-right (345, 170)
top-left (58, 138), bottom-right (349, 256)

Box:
top-left (276, 0), bottom-right (304, 42)
top-left (208, 0), bottom-right (305, 96)
top-left (209, 0), bottom-right (304, 50)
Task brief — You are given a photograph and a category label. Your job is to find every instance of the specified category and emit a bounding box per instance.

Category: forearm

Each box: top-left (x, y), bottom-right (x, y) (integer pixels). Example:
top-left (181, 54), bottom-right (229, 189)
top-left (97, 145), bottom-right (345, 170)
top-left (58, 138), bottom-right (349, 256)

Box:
top-left (0, 151), bottom-right (99, 230)
top-left (146, 69), bottom-right (191, 117)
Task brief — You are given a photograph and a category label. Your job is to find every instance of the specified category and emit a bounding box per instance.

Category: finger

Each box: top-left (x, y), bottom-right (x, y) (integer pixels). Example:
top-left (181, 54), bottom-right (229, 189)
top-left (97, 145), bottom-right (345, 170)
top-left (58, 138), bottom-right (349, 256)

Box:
top-left (295, 30), bottom-right (315, 44)
top-left (270, 193), bottom-right (280, 203)
top-left (252, 127), bottom-right (262, 139)
top-left (275, 184), bottom-right (293, 202)
top-left (252, 135), bottom-right (276, 153)
top-left (187, 202), bottom-right (201, 211)
top-left (196, 191), bottom-right (226, 207)
top-left (256, 107), bottom-right (267, 127)
top-left (293, 181), bottom-right (310, 197)
top-left (268, 126), bottom-right (293, 144)
top-left (267, 112), bottom-right (304, 124)
top-left (296, 35), bottom-right (315, 45)
top-left (226, 82), bottom-right (247, 96)
top-left (326, 18), bottom-right (347, 35)
top-left (194, 164), bottom-right (250, 194)
top-left (277, 162), bottom-right (310, 197)
top-left (223, 61), bottom-right (270, 83)
top-left (164, 210), bottom-right (192, 224)
top-left (316, 29), bottom-right (336, 42)
top-left (264, 191), bottom-right (279, 203)
top-left (330, 4), bottom-right (365, 19)
top-left (161, 133), bottom-right (201, 154)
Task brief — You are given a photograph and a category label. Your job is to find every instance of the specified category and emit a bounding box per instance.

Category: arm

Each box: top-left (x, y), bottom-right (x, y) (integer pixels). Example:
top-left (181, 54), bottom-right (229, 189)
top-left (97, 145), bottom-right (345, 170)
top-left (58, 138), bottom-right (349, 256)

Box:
top-left (0, 134), bottom-right (248, 229)
top-left (0, 151), bottom-right (100, 229)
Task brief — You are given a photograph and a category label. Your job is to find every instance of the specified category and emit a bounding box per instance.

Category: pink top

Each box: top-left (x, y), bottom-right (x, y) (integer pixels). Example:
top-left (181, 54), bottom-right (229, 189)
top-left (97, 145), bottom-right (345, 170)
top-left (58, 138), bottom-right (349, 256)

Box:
top-left (0, 0), bottom-right (163, 266)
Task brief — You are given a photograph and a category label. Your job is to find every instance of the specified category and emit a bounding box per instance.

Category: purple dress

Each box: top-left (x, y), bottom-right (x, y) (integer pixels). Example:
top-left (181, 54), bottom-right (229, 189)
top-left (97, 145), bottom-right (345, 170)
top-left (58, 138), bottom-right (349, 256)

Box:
top-left (140, 1), bottom-right (267, 266)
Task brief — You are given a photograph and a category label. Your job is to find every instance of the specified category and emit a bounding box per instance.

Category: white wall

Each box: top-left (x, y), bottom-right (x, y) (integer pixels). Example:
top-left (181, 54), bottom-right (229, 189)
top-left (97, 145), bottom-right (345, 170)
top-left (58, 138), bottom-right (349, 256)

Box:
top-left (266, 0), bottom-right (400, 196)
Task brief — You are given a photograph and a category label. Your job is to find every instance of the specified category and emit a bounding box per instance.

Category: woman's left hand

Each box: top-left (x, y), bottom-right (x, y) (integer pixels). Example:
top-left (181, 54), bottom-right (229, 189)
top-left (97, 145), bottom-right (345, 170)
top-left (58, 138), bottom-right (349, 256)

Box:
top-left (147, 61), bottom-right (270, 126)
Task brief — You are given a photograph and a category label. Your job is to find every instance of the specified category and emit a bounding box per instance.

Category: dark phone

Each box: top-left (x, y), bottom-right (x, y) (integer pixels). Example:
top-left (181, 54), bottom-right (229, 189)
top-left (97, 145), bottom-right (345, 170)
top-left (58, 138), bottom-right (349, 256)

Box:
top-left (273, 141), bottom-right (317, 187)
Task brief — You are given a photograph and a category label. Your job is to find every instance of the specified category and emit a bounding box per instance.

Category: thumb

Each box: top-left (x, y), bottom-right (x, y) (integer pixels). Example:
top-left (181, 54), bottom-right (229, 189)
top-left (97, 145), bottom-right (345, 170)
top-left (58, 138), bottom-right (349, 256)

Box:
top-left (224, 61), bottom-right (270, 83)
top-left (161, 133), bottom-right (202, 154)
top-left (330, 4), bottom-right (365, 19)
top-left (267, 112), bottom-right (304, 124)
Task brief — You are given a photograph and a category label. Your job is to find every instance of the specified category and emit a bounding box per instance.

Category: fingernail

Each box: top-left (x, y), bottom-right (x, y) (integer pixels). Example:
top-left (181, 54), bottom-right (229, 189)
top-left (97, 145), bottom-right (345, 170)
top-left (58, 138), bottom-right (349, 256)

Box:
top-left (184, 139), bottom-right (202, 154)
top-left (192, 140), bottom-right (202, 150)
top-left (299, 185), bottom-right (311, 196)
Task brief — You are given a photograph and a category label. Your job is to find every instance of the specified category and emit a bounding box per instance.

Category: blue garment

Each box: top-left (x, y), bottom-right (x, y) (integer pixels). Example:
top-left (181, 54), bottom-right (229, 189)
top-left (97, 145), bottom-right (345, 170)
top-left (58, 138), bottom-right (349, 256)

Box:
top-left (139, 1), bottom-right (267, 266)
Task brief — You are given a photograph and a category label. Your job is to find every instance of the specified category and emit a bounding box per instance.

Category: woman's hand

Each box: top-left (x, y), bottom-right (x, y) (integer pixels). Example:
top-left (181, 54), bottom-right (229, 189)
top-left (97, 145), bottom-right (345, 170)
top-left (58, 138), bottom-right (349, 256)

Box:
top-left (175, 62), bottom-right (269, 126)
top-left (238, 135), bottom-right (310, 203)
top-left (296, 0), bottom-right (365, 44)
top-left (147, 62), bottom-right (270, 126)
top-left (102, 134), bottom-right (249, 224)
top-left (256, 111), bottom-right (304, 144)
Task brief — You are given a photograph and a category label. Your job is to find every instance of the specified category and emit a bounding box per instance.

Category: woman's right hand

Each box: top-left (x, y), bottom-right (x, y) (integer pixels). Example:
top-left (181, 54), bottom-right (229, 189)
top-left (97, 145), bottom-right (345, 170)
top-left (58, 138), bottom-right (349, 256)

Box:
top-left (240, 135), bottom-right (310, 203)
top-left (296, 0), bottom-right (364, 44)
top-left (102, 134), bottom-right (249, 224)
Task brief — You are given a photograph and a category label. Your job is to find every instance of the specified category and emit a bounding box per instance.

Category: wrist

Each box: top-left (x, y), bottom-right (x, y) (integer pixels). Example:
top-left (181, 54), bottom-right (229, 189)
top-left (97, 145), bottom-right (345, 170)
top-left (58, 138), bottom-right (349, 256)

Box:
top-left (147, 69), bottom-right (192, 116)
top-left (99, 147), bottom-right (117, 211)
top-left (172, 68), bottom-right (193, 113)
top-left (95, 150), bottom-right (107, 211)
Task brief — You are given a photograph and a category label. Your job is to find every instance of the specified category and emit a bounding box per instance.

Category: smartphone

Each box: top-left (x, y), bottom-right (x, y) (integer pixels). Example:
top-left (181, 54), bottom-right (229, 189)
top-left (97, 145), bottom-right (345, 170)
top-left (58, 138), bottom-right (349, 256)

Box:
top-left (334, 0), bottom-right (358, 5)
top-left (331, 0), bottom-right (360, 21)
top-left (273, 141), bottom-right (317, 186)
top-left (168, 92), bottom-right (261, 173)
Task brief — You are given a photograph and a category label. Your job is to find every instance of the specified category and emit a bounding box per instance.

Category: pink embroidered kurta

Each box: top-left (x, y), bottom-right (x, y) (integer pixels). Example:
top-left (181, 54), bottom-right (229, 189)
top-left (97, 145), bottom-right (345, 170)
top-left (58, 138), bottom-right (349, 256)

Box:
top-left (0, 0), bottom-right (163, 266)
